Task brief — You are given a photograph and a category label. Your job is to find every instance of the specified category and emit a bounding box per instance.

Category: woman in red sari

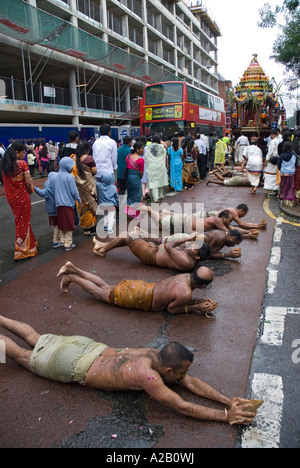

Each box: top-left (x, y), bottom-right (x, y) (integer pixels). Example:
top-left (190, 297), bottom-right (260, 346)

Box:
top-left (2, 142), bottom-right (38, 261)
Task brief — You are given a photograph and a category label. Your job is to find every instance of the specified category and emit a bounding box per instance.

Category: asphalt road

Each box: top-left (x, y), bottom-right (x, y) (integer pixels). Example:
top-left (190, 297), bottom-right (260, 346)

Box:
top-left (0, 178), bottom-right (299, 449)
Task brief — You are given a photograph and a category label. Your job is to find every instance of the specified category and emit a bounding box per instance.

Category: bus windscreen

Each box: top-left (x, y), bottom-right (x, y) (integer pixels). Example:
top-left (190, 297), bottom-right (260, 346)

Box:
top-left (145, 83), bottom-right (183, 105)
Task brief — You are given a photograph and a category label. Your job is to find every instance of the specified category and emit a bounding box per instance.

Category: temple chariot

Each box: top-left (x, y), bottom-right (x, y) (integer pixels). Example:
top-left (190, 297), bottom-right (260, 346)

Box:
top-left (226, 55), bottom-right (287, 142)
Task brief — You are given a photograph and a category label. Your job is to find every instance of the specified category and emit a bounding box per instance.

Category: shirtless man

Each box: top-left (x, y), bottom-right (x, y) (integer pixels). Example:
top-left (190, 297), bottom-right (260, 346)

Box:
top-left (0, 314), bottom-right (257, 425)
top-left (140, 205), bottom-right (233, 236)
top-left (92, 231), bottom-right (212, 272)
top-left (206, 173), bottom-right (261, 188)
top-left (58, 261), bottom-right (216, 315)
top-left (161, 229), bottom-right (243, 260)
top-left (221, 204), bottom-right (267, 230)
top-left (208, 166), bottom-right (247, 179)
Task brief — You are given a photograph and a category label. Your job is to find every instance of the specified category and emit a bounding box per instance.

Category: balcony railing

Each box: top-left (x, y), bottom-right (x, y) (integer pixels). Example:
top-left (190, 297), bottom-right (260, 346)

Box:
top-left (0, 76), bottom-right (127, 113)
top-left (76, 0), bottom-right (102, 23)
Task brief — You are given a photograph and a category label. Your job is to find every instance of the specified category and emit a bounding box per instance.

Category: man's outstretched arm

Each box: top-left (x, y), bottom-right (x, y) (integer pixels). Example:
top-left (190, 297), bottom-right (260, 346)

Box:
top-left (181, 374), bottom-right (256, 425)
top-left (142, 373), bottom-right (255, 425)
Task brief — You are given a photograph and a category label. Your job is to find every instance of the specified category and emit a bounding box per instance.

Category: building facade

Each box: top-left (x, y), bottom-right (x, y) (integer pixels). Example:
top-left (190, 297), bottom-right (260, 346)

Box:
top-left (0, 0), bottom-right (221, 132)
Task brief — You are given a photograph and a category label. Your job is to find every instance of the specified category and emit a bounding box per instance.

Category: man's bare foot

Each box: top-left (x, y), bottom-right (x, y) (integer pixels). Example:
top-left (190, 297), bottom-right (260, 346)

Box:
top-left (139, 205), bottom-right (150, 213)
top-left (93, 246), bottom-right (106, 257)
top-left (57, 261), bottom-right (77, 277)
top-left (92, 237), bottom-right (107, 256)
top-left (161, 208), bottom-right (173, 215)
top-left (60, 275), bottom-right (72, 293)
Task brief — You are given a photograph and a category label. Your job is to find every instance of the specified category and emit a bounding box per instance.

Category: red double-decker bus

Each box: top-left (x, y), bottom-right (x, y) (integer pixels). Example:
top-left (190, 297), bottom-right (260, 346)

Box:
top-left (140, 81), bottom-right (225, 138)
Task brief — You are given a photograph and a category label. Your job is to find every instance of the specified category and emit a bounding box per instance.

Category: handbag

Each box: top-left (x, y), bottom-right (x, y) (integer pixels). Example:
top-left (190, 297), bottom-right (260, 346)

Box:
top-left (269, 155), bottom-right (278, 165)
top-left (120, 154), bottom-right (130, 180)
top-left (121, 164), bottom-right (128, 180)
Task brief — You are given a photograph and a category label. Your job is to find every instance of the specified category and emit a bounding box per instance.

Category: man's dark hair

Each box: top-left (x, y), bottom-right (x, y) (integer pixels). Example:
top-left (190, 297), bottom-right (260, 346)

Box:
top-left (236, 204), bottom-right (248, 213)
top-left (68, 130), bottom-right (79, 142)
top-left (152, 133), bottom-right (161, 144)
top-left (218, 209), bottom-right (231, 219)
top-left (100, 124), bottom-right (111, 136)
top-left (123, 136), bottom-right (132, 145)
top-left (159, 342), bottom-right (194, 371)
top-left (228, 230), bottom-right (243, 241)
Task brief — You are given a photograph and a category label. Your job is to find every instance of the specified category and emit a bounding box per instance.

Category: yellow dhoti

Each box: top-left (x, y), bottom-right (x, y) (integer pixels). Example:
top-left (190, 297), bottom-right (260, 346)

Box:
top-left (109, 280), bottom-right (156, 311)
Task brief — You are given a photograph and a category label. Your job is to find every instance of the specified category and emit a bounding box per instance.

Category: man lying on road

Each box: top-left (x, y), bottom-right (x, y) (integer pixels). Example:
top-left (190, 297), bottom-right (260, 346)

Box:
top-left (0, 314), bottom-right (258, 426)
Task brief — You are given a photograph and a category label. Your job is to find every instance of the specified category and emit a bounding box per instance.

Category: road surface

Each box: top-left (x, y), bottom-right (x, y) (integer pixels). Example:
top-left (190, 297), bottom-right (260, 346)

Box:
top-left (0, 178), bottom-right (299, 449)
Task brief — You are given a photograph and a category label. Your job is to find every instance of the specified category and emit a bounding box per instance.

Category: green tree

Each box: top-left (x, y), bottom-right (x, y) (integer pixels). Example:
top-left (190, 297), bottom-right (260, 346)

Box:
top-left (258, 1), bottom-right (300, 80)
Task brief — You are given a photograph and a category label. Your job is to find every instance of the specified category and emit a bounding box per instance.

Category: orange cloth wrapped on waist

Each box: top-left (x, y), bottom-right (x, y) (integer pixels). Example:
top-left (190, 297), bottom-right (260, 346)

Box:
top-left (128, 237), bottom-right (158, 266)
top-left (109, 280), bottom-right (157, 311)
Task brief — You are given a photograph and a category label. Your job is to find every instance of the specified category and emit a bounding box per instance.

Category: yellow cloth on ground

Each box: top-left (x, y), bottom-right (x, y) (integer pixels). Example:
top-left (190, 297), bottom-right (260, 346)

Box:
top-left (110, 280), bottom-right (156, 311)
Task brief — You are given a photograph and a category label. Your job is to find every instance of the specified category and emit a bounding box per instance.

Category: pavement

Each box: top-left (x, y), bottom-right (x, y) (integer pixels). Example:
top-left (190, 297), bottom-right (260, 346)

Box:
top-left (0, 177), bottom-right (288, 448)
top-left (280, 202), bottom-right (300, 219)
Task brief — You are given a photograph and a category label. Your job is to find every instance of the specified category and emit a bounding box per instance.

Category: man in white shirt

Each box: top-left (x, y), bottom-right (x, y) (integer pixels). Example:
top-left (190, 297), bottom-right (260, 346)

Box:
top-left (242, 137), bottom-right (263, 195)
top-left (194, 133), bottom-right (207, 180)
top-left (235, 134), bottom-right (250, 163)
top-left (263, 130), bottom-right (280, 193)
top-left (93, 124), bottom-right (118, 177)
top-left (200, 132), bottom-right (209, 153)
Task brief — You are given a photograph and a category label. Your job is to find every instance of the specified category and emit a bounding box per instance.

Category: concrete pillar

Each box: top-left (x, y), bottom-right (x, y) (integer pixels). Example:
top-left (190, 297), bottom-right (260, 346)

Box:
top-left (101, 0), bottom-right (108, 42)
top-left (69, 68), bottom-right (78, 109)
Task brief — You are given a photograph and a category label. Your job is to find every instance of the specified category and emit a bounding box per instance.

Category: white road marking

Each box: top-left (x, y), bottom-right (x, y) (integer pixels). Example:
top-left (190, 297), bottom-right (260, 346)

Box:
top-left (267, 269), bottom-right (278, 294)
top-left (261, 307), bottom-right (300, 346)
top-left (31, 200), bottom-right (45, 205)
top-left (241, 373), bottom-right (284, 448)
top-left (270, 246), bottom-right (281, 265)
top-left (273, 227), bottom-right (282, 243)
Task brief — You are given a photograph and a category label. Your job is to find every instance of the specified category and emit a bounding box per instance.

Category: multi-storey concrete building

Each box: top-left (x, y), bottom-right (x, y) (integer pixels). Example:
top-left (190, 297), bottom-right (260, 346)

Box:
top-left (0, 0), bottom-right (221, 138)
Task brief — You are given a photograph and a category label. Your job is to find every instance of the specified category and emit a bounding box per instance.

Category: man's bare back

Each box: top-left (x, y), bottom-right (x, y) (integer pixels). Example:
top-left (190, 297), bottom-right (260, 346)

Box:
top-left (85, 347), bottom-right (160, 390)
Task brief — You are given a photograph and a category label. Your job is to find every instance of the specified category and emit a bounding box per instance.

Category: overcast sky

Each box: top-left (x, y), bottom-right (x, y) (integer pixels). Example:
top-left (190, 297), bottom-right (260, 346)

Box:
top-left (200, 0), bottom-right (297, 117)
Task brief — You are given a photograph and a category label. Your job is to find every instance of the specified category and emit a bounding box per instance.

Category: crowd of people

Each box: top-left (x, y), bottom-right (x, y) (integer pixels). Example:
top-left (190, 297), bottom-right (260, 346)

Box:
top-left (0, 125), bottom-right (299, 263)
top-left (206, 128), bottom-right (300, 205)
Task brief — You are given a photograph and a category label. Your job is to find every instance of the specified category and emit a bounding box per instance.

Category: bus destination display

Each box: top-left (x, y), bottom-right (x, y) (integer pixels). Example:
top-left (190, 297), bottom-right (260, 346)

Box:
top-left (145, 105), bottom-right (183, 121)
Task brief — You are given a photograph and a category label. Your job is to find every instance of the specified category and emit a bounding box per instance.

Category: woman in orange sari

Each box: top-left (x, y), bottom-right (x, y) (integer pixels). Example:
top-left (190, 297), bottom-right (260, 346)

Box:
top-left (71, 142), bottom-right (98, 235)
top-left (2, 142), bottom-right (38, 261)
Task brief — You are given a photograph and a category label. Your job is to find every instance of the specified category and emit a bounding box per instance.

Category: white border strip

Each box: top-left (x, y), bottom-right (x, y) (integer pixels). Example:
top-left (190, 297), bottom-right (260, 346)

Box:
top-left (241, 373), bottom-right (283, 448)
top-left (261, 307), bottom-right (300, 346)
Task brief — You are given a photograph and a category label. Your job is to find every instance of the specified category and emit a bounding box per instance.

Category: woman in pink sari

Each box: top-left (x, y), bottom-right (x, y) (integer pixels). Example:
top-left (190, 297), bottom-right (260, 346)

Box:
top-left (124, 141), bottom-right (145, 218)
top-left (2, 142), bottom-right (38, 261)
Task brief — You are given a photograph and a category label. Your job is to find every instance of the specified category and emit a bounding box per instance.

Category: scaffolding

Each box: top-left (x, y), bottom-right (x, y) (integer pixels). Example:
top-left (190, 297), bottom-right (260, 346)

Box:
top-left (0, 0), bottom-right (179, 84)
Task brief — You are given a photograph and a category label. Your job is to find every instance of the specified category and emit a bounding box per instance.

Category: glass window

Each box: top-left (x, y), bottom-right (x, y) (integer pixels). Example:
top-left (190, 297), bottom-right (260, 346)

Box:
top-left (201, 91), bottom-right (209, 108)
top-left (194, 88), bottom-right (202, 106)
top-left (145, 83), bottom-right (183, 105)
top-left (187, 85), bottom-right (195, 104)
top-left (143, 121), bottom-right (186, 137)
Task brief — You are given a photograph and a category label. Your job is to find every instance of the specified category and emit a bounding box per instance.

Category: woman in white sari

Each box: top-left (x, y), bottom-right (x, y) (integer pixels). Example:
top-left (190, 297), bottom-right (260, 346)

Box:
top-left (145, 134), bottom-right (168, 202)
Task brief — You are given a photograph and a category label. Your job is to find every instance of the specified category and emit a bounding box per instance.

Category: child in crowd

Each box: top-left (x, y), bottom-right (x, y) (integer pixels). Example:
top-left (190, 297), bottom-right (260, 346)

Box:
top-left (96, 172), bottom-right (119, 235)
top-left (33, 173), bottom-right (62, 248)
top-left (39, 143), bottom-right (50, 177)
top-left (54, 157), bottom-right (81, 251)
top-left (27, 149), bottom-right (36, 177)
